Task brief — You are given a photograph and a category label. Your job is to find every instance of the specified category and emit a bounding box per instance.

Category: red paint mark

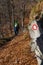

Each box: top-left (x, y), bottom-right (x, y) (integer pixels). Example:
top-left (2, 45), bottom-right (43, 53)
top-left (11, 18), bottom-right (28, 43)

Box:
top-left (32, 24), bottom-right (38, 30)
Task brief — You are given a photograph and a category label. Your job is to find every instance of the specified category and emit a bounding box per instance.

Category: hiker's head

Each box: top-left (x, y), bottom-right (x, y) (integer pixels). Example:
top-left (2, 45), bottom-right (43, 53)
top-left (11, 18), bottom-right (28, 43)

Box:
top-left (35, 12), bottom-right (41, 21)
top-left (14, 16), bottom-right (17, 20)
top-left (35, 16), bottom-right (39, 20)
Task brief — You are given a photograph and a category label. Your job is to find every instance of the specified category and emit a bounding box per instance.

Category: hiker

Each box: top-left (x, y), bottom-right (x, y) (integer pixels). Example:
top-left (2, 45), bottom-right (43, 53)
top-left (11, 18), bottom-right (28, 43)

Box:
top-left (28, 14), bottom-right (43, 65)
top-left (14, 19), bottom-right (19, 35)
top-left (36, 14), bottom-right (43, 65)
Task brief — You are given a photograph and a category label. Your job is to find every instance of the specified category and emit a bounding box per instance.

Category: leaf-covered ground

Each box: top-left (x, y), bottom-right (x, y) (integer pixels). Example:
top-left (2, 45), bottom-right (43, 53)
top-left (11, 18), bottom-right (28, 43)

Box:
top-left (0, 30), bottom-right (37, 65)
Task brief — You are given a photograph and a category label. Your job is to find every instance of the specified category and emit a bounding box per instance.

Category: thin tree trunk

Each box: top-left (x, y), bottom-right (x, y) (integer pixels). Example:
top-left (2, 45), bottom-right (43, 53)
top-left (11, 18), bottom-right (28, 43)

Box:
top-left (7, 0), bottom-right (13, 36)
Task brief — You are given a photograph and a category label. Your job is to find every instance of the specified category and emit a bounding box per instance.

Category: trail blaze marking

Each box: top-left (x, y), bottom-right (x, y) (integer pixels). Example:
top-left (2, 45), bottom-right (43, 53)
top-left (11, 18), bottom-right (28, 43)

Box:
top-left (32, 24), bottom-right (38, 30)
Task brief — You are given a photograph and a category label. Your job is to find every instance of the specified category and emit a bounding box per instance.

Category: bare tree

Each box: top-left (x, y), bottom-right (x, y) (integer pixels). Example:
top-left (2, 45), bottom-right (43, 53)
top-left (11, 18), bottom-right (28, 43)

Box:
top-left (19, 0), bottom-right (29, 29)
top-left (7, 0), bottom-right (15, 35)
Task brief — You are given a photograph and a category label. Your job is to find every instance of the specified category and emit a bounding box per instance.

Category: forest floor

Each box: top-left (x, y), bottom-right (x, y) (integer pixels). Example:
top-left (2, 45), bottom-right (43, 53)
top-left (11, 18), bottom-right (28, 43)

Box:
top-left (0, 30), bottom-right (37, 65)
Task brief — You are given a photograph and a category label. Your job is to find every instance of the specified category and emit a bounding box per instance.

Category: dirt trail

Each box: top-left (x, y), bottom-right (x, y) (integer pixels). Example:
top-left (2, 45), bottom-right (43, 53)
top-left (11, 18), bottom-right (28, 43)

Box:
top-left (0, 30), bottom-right (37, 65)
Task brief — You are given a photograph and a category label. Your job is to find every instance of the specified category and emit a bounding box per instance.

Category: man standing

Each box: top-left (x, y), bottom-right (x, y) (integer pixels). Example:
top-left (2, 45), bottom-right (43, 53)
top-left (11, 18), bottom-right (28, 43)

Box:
top-left (13, 18), bottom-right (19, 35)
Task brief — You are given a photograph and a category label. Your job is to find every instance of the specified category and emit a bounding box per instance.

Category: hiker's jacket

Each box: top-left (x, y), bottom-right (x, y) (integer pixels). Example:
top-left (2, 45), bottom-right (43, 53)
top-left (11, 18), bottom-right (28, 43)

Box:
top-left (13, 19), bottom-right (18, 27)
top-left (36, 16), bottom-right (43, 54)
top-left (36, 34), bottom-right (43, 54)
